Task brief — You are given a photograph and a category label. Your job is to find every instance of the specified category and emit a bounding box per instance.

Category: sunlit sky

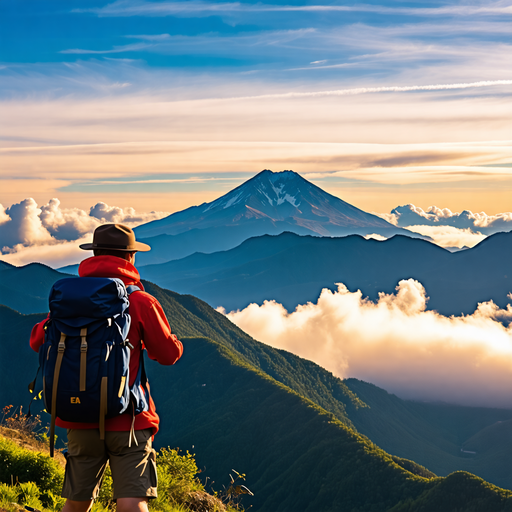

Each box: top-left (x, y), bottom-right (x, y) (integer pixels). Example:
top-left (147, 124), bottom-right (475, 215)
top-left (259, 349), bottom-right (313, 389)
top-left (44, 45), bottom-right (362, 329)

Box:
top-left (1, 1), bottom-right (512, 407)
top-left (1, 0), bottom-right (511, 215)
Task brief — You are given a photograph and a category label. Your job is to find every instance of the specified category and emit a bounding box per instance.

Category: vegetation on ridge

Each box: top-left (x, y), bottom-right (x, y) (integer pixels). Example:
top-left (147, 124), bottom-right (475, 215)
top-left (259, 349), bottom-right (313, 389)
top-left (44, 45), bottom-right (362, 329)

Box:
top-left (0, 424), bottom-right (247, 512)
top-left (3, 277), bottom-right (512, 510)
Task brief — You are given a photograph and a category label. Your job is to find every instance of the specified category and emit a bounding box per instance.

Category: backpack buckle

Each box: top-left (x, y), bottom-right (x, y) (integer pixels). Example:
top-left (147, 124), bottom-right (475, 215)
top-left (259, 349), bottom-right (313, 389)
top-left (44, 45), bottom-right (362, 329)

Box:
top-left (80, 328), bottom-right (88, 352)
top-left (58, 332), bottom-right (66, 352)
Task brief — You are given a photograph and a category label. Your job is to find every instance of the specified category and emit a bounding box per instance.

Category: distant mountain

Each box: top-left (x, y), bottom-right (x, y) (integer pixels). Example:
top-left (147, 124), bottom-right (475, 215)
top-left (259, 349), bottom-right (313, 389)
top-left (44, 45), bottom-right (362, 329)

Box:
top-left (134, 170), bottom-right (422, 265)
top-left (139, 230), bottom-right (512, 316)
top-left (4, 283), bottom-right (512, 510)
top-left (0, 262), bottom-right (73, 314)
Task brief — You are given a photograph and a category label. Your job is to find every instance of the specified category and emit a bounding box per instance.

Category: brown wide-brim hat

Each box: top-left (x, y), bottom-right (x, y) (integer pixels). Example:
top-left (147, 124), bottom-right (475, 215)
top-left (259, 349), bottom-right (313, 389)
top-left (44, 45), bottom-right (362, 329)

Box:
top-left (79, 224), bottom-right (151, 252)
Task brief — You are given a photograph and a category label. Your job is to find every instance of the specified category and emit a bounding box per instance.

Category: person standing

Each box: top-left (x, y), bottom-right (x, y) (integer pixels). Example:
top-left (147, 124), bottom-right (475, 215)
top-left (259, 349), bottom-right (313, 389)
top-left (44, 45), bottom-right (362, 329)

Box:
top-left (30, 224), bottom-right (183, 512)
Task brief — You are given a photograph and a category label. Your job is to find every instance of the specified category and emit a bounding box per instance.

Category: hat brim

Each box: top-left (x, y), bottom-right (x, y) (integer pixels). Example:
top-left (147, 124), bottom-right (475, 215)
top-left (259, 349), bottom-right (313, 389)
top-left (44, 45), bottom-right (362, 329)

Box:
top-left (79, 241), bottom-right (151, 252)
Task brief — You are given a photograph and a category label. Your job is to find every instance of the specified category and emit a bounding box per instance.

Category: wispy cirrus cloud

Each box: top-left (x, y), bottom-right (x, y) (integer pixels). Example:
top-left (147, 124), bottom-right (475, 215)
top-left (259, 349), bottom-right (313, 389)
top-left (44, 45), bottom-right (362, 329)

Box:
top-left (76, 0), bottom-right (512, 18)
top-left (61, 42), bottom-right (153, 55)
top-left (229, 80), bottom-right (512, 100)
top-left (59, 28), bottom-right (318, 58)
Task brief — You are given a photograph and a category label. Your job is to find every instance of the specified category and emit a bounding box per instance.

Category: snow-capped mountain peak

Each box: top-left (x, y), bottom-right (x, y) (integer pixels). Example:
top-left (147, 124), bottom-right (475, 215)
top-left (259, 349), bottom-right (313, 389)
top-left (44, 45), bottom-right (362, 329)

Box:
top-left (202, 170), bottom-right (301, 213)
top-left (135, 169), bottom-right (416, 241)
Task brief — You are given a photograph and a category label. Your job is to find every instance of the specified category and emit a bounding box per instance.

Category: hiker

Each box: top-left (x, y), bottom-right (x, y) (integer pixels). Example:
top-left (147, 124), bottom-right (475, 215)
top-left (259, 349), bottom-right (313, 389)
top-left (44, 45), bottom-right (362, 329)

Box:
top-left (29, 224), bottom-right (183, 512)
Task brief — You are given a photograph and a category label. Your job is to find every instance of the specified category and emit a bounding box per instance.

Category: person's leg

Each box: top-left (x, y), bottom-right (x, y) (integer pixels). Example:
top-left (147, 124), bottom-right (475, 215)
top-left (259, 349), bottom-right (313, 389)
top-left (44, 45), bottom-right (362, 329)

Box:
top-left (116, 497), bottom-right (149, 512)
top-left (107, 430), bottom-right (158, 503)
top-left (61, 499), bottom-right (93, 512)
top-left (62, 430), bottom-right (109, 503)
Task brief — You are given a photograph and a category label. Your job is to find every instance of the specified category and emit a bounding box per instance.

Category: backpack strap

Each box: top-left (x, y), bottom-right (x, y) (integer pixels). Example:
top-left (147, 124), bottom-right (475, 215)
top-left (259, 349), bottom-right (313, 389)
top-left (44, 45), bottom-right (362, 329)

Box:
top-left (50, 332), bottom-right (67, 457)
top-left (80, 328), bottom-right (88, 392)
top-left (99, 377), bottom-right (108, 441)
top-left (126, 285), bottom-right (141, 295)
top-left (99, 285), bottom-right (140, 442)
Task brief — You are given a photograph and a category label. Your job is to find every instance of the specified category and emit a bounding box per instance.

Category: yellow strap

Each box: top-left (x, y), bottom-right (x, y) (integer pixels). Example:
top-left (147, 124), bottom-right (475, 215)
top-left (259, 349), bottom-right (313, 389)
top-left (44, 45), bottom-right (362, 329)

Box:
top-left (50, 332), bottom-right (66, 457)
top-left (80, 327), bottom-right (87, 392)
top-left (128, 409), bottom-right (138, 448)
top-left (99, 376), bottom-right (108, 440)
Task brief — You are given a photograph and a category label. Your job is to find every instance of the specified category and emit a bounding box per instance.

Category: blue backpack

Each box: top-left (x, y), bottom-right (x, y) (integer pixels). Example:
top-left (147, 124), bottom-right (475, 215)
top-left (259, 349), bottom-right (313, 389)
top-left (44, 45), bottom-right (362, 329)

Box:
top-left (30, 277), bottom-right (149, 456)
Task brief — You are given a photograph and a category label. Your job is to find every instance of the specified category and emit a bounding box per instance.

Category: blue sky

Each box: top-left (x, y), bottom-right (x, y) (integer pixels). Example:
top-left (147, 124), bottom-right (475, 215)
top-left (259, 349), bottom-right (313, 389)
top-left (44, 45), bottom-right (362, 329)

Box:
top-left (0, 0), bottom-right (511, 217)
top-left (3, 0), bottom-right (511, 92)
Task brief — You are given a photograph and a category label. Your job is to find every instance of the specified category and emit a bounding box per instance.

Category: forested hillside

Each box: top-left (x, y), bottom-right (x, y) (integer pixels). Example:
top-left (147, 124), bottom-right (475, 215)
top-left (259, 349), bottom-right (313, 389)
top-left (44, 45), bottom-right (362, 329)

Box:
top-left (3, 275), bottom-right (512, 510)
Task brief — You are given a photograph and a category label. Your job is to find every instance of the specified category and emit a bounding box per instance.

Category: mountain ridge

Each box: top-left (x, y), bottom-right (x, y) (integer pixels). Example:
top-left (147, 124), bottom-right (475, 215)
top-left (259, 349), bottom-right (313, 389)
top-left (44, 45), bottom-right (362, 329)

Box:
top-left (137, 230), bottom-right (512, 315)
top-left (133, 170), bottom-right (423, 264)
top-left (4, 279), bottom-right (512, 508)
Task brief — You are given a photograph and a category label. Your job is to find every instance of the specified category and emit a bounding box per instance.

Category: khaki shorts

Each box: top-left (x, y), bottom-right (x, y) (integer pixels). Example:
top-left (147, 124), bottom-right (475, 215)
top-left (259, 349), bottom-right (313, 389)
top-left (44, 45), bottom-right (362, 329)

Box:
top-left (62, 429), bottom-right (158, 502)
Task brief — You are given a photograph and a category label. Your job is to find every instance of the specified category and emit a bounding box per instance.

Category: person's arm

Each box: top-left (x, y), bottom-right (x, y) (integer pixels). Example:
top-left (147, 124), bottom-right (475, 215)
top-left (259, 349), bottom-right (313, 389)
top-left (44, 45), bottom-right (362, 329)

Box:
top-left (139, 295), bottom-right (183, 365)
top-left (30, 314), bottom-right (49, 352)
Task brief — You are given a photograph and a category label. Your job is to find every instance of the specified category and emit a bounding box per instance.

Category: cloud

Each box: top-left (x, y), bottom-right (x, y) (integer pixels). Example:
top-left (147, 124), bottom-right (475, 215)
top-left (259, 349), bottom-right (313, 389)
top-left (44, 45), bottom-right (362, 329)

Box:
top-left (222, 280), bottom-right (512, 407)
top-left (126, 34), bottom-right (171, 41)
top-left (0, 198), bottom-right (169, 266)
top-left (364, 233), bottom-right (387, 241)
top-left (0, 199), bottom-right (53, 248)
top-left (40, 198), bottom-right (99, 240)
top-left (0, 235), bottom-right (92, 268)
top-left (403, 225), bottom-right (487, 249)
top-left (60, 42), bottom-right (152, 55)
top-left (89, 201), bottom-right (167, 224)
top-left (232, 80), bottom-right (512, 101)
top-left (390, 204), bottom-right (512, 234)
top-left (78, 0), bottom-right (512, 18)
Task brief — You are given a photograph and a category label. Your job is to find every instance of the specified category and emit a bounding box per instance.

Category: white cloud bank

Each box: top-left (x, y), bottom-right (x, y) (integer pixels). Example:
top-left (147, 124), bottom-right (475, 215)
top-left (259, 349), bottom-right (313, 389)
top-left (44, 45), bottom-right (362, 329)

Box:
top-left (374, 203), bottom-right (512, 249)
top-left (0, 198), bottom-right (169, 267)
top-left (403, 225), bottom-right (487, 250)
top-left (387, 204), bottom-right (512, 234)
top-left (222, 280), bottom-right (512, 408)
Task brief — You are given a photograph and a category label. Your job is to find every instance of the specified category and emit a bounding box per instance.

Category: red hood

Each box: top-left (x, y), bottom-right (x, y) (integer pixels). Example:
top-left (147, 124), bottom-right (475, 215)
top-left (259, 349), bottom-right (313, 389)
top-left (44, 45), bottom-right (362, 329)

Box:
top-left (78, 255), bottom-right (145, 290)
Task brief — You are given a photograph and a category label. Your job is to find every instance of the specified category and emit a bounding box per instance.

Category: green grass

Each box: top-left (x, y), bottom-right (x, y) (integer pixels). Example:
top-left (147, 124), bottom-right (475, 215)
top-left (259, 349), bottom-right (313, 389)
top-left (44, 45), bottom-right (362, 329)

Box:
top-left (0, 432), bottom-right (237, 512)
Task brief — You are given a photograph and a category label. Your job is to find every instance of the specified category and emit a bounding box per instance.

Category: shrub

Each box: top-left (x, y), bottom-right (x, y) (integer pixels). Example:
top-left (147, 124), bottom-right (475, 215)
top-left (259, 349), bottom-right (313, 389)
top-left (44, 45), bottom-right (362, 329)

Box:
top-left (0, 436), bottom-right (64, 500)
top-left (0, 482), bottom-right (19, 505)
top-left (16, 482), bottom-right (43, 509)
top-left (1, 406), bottom-right (42, 436)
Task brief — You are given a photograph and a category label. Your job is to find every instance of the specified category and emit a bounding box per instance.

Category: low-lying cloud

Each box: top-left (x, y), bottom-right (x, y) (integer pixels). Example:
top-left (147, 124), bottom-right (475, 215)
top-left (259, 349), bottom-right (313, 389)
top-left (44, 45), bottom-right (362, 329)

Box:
top-left (0, 198), bottom-right (169, 267)
top-left (375, 203), bottom-right (512, 248)
top-left (222, 280), bottom-right (512, 408)
top-left (403, 225), bottom-right (486, 250)
top-left (387, 203), bottom-right (512, 234)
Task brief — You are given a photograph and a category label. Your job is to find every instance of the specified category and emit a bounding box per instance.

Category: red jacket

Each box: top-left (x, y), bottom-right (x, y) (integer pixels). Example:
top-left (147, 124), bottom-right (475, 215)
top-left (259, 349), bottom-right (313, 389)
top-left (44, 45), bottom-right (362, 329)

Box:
top-left (30, 255), bottom-right (183, 436)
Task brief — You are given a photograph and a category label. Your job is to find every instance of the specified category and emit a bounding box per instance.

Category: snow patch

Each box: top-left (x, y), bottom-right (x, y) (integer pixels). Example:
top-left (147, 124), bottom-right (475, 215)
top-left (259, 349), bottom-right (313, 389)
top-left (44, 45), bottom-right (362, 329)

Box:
top-left (280, 193), bottom-right (300, 207)
top-left (202, 190), bottom-right (245, 212)
top-left (271, 183), bottom-right (284, 200)
top-left (270, 182), bottom-right (299, 207)
top-left (202, 200), bottom-right (221, 213)
top-left (260, 189), bottom-right (275, 206)
top-left (223, 191), bottom-right (244, 209)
